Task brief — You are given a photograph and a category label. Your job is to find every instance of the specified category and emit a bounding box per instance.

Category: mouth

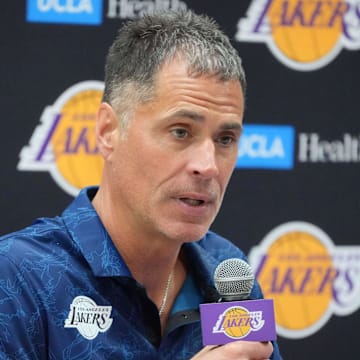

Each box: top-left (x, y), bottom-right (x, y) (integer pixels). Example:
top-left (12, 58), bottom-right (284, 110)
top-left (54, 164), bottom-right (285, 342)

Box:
top-left (174, 191), bottom-right (218, 219)
top-left (179, 198), bottom-right (206, 206)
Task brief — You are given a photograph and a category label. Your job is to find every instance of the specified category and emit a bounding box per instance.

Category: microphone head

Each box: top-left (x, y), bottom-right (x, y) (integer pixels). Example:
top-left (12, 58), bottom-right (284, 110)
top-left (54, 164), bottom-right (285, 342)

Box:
top-left (214, 258), bottom-right (255, 301)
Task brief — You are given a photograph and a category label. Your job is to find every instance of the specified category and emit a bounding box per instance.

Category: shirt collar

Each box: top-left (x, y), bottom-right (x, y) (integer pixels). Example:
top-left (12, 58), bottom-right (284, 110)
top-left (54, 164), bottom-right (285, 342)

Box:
top-left (61, 186), bottom-right (221, 302)
top-left (62, 187), bottom-right (131, 277)
top-left (182, 239), bottom-right (221, 302)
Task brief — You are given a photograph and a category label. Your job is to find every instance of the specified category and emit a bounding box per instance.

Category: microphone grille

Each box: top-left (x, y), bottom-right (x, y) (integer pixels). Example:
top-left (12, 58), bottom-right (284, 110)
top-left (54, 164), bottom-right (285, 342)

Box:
top-left (214, 258), bottom-right (255, 301)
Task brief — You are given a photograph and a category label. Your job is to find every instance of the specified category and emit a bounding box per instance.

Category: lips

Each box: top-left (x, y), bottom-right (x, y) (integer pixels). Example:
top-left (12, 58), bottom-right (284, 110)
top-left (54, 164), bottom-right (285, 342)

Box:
top-left (176, 190), bottom-right (216, 207)
top-left (173, 191), bottom-right (218, 219)
top-left (179, 198), bottom-right (205, 206)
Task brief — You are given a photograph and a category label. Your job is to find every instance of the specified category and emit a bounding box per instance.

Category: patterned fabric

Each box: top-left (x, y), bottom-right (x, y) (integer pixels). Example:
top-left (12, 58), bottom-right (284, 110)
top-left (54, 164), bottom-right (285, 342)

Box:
top-left (0, 187), bottom-right (282, 359)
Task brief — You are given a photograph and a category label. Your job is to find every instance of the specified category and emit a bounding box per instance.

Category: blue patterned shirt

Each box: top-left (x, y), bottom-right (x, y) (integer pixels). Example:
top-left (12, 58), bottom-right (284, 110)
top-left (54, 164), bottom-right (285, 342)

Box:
top-left (0, 187), bottom-right (281, 359)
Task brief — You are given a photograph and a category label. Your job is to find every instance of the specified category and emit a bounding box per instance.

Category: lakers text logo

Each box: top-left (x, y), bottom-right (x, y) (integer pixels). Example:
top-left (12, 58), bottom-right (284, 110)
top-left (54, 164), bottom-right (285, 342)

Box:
top-left (18, 81), bottom-right (104, 196)
top-left (236, 0), bottom-right (360, 71)
top-left (249, 221), bottom-right (360, 338)
top-left (64, 296), bottom-right (113, 339)
top-left (213, 306), bottom-right (265, 339)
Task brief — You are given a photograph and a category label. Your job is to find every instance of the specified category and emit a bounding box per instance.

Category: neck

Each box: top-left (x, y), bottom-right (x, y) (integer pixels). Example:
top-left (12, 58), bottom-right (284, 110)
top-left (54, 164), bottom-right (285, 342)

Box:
top-left (92, 185), bottom-right (182, 264)
top-left (92, 186), bottom-right (187, 327)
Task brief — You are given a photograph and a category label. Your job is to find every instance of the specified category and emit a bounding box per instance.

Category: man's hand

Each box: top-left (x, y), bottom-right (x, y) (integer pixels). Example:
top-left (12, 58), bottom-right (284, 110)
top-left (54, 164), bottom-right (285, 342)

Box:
top-left (191, 341), bottom-right (273, 360)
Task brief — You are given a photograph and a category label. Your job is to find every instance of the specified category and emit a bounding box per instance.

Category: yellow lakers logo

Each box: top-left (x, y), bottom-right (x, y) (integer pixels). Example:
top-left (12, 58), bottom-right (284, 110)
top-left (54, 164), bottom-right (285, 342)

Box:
top-left (236, 0), bottom-right (360, 70)
top-left (18, 81), bottom-right (104, 196)
top-left (213, 306), bottom-right (265, 339)
top-left (249, 221), bottom-right (360, 338)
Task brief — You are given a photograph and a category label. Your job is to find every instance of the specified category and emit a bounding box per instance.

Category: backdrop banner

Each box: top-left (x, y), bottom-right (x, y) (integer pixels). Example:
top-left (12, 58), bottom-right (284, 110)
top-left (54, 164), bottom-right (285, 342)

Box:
top-left (1, 2), bottom-right (359, 359)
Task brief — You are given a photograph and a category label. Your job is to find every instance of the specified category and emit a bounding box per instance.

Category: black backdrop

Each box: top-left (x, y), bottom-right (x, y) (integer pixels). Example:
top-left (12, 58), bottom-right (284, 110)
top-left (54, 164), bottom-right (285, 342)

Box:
top-left (2, 1), bottom-right (360, 359)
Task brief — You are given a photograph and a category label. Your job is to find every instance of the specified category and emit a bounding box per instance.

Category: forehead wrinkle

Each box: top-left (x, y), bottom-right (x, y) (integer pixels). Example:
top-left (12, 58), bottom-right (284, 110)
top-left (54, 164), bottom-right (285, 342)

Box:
top-left (156, 72), bottom-right (243, 112)
top-left (220, 122), bottom-right (243, 132)
top-left (165, 109), bottom-right (243, 129)
top-left (153, 60), bottom-right (244, 122)
top-left (169, 109), bottom-right (205, 122)
top-left (162, 83), bottom-right (242, 111)
top-left (161, 93), bottom-right (244, 123)
top-left (164, 108), bottom-right (243, 137)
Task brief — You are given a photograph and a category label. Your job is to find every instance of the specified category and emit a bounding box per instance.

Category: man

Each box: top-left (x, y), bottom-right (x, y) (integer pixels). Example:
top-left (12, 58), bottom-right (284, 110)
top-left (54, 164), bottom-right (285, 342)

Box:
top-left (0, 10), bottom-right (281, 359)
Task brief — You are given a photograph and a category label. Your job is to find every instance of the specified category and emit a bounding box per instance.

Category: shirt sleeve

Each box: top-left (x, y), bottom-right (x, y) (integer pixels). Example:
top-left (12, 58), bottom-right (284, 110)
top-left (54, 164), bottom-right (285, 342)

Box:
top-left (0, 254), bottom-right (47, 359)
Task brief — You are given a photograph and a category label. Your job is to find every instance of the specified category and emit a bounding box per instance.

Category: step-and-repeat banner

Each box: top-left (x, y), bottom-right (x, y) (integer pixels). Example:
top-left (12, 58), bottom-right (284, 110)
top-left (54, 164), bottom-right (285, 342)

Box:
top-left (2, 1), bottom-right (360, 358)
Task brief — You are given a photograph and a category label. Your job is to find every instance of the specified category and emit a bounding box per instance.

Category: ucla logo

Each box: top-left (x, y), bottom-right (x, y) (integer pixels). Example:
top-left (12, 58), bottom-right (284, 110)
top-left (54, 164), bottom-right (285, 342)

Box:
top-left (236, 124), bottom-right (295, 169)
top-left (249, 221), bottom-right (360, 338)
top-left (64, 296), bottom-right (113, 339)
top-left (213, 306), bottom-right (265, 339)
top-left (18, 81), bottom-right (104, 196)
top-left (236, 0), bottom-right (360, 71)
top-left (26, 0), bottom-right (103, 25)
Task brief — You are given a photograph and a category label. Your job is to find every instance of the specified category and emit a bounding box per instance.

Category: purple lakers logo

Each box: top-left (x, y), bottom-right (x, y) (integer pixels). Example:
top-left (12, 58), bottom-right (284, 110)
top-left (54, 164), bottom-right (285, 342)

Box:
top-left (213, 306), bottom-right (265, 339)
top-left (249, 221), bottom-right (360, 338)
top-left (17, 81), bottom-right (104, 196)
top-left (236, 0), bottom-right (360, 70)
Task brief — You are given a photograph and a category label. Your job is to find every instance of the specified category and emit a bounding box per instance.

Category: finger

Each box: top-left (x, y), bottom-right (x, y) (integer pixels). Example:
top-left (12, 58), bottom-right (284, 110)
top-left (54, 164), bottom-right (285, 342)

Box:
top-left (190, 345), bottom-right (219, 359)
top-left (220, 340), bottom-right (273, 359)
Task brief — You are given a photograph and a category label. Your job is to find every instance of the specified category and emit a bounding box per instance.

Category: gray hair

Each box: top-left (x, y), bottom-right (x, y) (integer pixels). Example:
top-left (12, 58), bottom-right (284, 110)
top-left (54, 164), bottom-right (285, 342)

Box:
top-left (103, 10), bottom-right (246, 129)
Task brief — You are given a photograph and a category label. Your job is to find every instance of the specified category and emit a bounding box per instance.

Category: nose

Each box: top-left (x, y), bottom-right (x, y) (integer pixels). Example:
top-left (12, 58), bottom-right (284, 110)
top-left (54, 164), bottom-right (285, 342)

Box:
top-left (187, 139), bottom-right (219, 179)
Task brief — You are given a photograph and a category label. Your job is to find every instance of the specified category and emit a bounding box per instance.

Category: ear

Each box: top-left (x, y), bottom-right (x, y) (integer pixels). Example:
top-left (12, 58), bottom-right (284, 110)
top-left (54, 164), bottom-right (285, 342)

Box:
top-left (96, 102), bottom-right (119, 159)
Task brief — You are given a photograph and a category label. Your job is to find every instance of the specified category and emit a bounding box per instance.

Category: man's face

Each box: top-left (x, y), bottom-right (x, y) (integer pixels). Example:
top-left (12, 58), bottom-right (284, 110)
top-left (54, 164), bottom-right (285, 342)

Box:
top-left (107, 59), bottom-right (244, 244)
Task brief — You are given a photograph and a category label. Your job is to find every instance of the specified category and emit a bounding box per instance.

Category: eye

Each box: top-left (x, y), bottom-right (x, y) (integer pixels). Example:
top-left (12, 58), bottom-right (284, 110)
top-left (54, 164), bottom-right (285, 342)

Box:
top-left (170, 127), bottom-right (189, 139)
top-left (217, 134), bottom-right (238, 146)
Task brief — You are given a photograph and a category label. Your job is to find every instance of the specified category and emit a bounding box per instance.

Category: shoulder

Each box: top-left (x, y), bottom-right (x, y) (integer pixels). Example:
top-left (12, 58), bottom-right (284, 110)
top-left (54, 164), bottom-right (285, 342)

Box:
top-left (0, 215), bottom-right (85, 310)
top-left (0, 216), bottom-right (75, 267)
top-left (0, 217), bottom-right (69, 260)
top-left (0, 217), bottom-right (75, 358)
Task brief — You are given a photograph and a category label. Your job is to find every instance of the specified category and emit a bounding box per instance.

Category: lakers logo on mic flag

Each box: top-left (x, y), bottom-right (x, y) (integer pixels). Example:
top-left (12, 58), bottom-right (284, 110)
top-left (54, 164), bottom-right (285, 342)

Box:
top-left (201, 258), bottom-right (277, 345)
top-left (200, 299), bottom-right (276, 344)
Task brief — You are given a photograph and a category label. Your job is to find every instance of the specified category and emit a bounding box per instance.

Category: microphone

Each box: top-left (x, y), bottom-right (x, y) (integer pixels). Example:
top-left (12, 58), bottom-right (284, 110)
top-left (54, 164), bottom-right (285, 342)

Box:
top-left (214, 258), bottom-right (254, 301)
top-left (200, 258), bottom-right (276, 345)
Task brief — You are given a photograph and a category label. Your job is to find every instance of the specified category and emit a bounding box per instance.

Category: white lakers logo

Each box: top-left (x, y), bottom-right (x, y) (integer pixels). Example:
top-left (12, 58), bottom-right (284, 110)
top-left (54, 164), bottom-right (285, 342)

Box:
top-left (64, 296), bottom-right (113, 339)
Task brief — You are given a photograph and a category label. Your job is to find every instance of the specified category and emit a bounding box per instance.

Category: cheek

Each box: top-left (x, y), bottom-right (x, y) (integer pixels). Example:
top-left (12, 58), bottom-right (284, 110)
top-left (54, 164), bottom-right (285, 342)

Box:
top-left (108, 143), bottom-right (143, 191)
top-left (118, 143), bottom-right (168, 190)
top-left (217, 161), bottom-right (236, 192)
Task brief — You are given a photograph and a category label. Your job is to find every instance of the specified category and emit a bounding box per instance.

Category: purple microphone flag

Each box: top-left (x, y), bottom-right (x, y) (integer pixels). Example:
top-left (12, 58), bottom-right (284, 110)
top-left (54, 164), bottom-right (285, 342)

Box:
top-left (200, 299), bottom-right (276, 345)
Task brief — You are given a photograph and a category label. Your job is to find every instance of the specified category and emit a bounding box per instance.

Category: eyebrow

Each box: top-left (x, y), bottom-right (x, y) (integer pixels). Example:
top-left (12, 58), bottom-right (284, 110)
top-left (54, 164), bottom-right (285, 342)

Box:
top-left (170, 109), bottom-right (243, 131)
top-left (172, 109), bottom-right (205, 122)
